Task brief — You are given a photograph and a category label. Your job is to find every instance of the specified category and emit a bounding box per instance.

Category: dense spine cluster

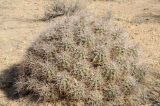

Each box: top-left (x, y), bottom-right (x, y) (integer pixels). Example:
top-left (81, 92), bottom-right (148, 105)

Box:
top-left (17, 12), bottom-right (147, 105)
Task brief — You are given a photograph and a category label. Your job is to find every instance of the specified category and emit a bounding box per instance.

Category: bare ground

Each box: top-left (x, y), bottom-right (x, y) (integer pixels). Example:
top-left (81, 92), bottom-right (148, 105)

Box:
top-left (0, 0), bottom-right (159, 105)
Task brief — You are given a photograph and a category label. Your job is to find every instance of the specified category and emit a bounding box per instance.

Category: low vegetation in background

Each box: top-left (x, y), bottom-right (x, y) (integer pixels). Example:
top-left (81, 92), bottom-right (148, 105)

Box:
top-left (44, 0), bottom-right (89, 20)
top-left (13, 10), bottom-right (151, 105)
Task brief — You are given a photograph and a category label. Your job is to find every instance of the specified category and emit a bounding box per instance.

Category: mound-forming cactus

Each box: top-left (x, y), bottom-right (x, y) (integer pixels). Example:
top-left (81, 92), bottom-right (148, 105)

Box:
top-left (17, 12), bottom-right (147, 105)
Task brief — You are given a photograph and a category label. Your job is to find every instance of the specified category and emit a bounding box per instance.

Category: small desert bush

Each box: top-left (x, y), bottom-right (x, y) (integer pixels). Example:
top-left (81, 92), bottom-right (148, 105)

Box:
top-left (44, 0), bottom-right (89, 20)
top-left (16, 11), bottom-right (148, 105)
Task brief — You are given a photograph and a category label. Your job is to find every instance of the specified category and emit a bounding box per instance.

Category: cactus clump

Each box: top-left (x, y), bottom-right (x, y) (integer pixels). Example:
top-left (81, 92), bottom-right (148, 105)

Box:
top-left (17, 12), bottom-right (147, 105)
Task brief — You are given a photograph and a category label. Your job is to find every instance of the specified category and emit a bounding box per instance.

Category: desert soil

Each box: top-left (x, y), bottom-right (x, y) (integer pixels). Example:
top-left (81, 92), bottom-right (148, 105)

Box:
top-left (0, 0), bottom-right (159, 105)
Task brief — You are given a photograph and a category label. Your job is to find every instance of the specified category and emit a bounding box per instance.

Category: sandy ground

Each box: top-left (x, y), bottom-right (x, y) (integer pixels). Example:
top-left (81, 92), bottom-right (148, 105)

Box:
top-left (0, 0), bottom-right (159, 105)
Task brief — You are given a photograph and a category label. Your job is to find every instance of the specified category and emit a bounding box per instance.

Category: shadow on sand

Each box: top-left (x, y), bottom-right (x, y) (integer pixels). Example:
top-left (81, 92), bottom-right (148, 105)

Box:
top-left (0, 64), bottom-right (20, 100)
top-left (0, 64), bottom-right (40, 102)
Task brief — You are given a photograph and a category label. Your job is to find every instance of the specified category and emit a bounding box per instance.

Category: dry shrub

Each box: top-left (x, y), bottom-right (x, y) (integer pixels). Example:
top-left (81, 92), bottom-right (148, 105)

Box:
top-left (16, 11), bottom-right (148, 105)
top-left (44, 0), bottom-right (90, 20)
